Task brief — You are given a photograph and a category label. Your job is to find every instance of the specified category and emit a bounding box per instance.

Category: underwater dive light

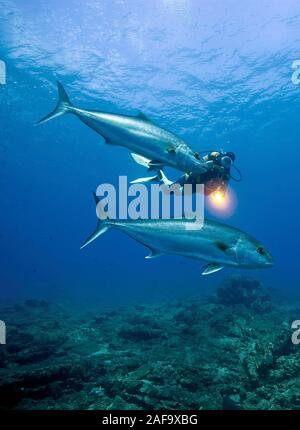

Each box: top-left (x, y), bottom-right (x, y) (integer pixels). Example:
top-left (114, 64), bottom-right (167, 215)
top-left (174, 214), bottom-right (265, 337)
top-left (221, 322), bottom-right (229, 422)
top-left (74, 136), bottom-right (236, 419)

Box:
top-left (207, 186), bottom-right (237, 218)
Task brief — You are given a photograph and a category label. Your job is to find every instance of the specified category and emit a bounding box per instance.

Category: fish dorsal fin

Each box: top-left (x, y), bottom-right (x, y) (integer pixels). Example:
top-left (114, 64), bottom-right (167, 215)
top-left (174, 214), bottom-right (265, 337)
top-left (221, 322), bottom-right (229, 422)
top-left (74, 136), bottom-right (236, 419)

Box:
top-left (201, 263), bottom-right (224, 276)
top-left (145, 247), bottom-right (164, 259)
top-left (137, 111), bottom-right (151, 122)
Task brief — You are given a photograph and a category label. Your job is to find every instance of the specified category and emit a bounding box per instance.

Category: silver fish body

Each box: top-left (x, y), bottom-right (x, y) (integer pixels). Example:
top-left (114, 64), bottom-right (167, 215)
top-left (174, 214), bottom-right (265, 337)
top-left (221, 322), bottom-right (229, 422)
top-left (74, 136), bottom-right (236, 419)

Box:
top-left (38, 82), bottom-right (207, 175)
top-left (81, 207), bottom-right (273, 274)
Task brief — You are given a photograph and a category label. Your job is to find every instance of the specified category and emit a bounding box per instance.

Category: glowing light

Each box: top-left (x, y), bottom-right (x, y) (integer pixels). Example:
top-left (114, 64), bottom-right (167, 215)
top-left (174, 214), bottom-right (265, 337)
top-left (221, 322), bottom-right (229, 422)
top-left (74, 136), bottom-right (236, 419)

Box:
top-left (206, 186), bottom-right (237, 218)
top-left (211, 191), bottom-right (225, 205)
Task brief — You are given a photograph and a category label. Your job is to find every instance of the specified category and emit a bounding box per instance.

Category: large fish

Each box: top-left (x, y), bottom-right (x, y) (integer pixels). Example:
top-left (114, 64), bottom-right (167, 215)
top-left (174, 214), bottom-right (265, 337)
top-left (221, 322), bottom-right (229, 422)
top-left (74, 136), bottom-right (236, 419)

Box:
top-left (37, 82), bottom-right (207, 175)
top-left (81, 194), bottom-right (273, 275)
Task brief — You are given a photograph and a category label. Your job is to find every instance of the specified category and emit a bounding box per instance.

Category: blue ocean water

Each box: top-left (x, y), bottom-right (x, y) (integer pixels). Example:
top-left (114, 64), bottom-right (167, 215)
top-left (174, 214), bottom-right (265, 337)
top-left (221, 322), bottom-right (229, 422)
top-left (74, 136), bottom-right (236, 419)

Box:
top-left (1, 0), bottom-right (300, 306)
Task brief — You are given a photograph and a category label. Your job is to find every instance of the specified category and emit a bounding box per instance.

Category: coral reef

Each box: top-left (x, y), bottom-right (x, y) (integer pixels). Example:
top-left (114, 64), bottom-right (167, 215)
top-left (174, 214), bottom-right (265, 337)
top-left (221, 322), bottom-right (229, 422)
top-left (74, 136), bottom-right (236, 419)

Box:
top-left (216, 275), bottom-right (271, 311)
top-left (0, 277), bottom-right (299, 410)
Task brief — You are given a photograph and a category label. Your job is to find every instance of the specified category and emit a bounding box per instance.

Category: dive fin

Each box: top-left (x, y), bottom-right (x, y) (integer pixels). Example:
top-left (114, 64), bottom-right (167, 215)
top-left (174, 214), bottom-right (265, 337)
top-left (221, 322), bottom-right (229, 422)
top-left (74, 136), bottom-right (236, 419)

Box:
top-left (130, 170), bottom-right (174, 186)
top-left (201, 263), bottom-right (224, 276)
top-left (37, 81), bottom-right (73, 125)
top-left (159, 171), bottom-right (173, 186)
top-left (130, 175), bottom-right (159, 184)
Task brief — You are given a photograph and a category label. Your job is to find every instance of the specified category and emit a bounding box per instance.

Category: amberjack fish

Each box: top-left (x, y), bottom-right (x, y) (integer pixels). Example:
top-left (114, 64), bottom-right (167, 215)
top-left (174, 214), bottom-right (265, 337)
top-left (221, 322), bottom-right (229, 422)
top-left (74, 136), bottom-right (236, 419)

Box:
top-left (81, 194), bottom-right (273, 275)
top-left (37, 82), bottom-right (207, 175)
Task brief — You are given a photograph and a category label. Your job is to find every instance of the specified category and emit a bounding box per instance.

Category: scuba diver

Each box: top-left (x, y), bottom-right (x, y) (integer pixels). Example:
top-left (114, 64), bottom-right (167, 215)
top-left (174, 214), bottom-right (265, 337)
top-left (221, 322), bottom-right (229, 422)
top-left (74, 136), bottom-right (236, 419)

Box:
top-left (177, 151), bottom-right (236, 196)
top-left (131, 150), bottom-right (241, 196)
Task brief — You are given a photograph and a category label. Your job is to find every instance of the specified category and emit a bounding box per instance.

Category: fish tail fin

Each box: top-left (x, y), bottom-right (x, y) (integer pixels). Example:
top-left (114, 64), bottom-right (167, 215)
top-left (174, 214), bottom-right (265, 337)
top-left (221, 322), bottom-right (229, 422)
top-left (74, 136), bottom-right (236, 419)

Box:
top-left (36, 81), bottom-right (73, 125)
top-left (80, 192), bottom-right (111, 249)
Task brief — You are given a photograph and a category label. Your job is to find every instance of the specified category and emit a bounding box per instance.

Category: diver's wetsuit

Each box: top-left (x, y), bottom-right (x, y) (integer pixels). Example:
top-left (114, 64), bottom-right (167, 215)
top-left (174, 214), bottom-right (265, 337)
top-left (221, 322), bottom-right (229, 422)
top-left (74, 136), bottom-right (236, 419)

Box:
top-left (175, 152), bottom-right (231, 195)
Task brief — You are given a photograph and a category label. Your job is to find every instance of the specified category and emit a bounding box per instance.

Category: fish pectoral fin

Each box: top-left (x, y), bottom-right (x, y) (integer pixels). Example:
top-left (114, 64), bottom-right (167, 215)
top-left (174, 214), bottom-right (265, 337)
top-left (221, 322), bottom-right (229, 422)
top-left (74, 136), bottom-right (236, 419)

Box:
top-left (131, 153), bottom-right (152, 168)
top-left (145, 247), bottom-right (164, 259)
top-left (201, 263), bottom-right (224, 276)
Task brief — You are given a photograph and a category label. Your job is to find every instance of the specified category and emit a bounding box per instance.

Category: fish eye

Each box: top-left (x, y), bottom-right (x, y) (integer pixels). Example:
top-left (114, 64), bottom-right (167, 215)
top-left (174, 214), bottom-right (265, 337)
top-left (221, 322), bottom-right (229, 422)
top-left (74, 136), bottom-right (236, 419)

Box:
top-left (256, 246), bottom-right (266, 256)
